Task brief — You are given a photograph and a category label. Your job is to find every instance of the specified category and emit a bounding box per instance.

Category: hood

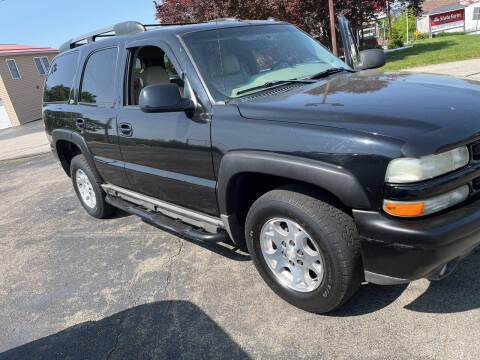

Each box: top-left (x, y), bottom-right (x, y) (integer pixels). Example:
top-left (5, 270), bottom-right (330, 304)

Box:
top-left (236, 71), bottom-right (480, 157)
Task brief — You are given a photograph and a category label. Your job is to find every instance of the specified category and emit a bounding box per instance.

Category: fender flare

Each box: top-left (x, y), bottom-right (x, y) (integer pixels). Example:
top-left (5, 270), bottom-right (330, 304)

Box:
top-left (51, 129), bottom-right (102, 180)
top-left (216, 151), bottom-right (371, 215)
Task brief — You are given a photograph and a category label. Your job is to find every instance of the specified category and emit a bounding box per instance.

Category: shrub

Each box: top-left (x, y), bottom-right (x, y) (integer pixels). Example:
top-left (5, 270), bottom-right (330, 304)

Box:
top-left (416, 32), bottom-right (429, 40)
top-left (434, 32), bottom-right (466, 37)
top-left (390, 9), bottom-right (416, 43)
top-left (388, 38), bottom-right (404, 49)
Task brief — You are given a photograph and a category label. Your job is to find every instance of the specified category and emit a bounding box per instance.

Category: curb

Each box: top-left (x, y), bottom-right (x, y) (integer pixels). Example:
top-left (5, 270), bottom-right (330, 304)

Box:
top-left (0, 151), bottom-right (50, 164)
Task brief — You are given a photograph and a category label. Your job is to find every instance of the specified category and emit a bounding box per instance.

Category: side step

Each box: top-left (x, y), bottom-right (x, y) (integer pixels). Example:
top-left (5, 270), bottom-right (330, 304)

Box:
top-left (105, 195), bottom-right (228, 243)
top-left (102, 183), bottom-right (223, 234)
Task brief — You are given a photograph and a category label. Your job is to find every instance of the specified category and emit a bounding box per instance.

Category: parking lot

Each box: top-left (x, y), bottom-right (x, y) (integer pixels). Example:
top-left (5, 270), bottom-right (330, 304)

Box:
top-left (1, 153), bottom-right (480, 359)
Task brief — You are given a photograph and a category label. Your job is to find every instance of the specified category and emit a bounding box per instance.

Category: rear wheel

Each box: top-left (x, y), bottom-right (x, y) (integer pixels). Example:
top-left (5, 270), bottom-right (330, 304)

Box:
top-left (245, 185), bottom-right (362, 313)
top-left (70, 154), bottom-right (115, 219)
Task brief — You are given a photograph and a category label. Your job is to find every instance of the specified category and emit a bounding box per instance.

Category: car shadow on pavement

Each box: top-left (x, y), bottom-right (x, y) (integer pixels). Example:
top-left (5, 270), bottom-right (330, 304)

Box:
top-left (405, 251), bottom-right (480, 314)
top-left (108, 209), bottom-right (134, 219)
top-left (0, 300), bottom-right (251, 360)
top-left (329, 250), bottom-right (480, 316)
top-left (106, 210), bottom-right (251, 262)
top-left (145, 220), bottom-right (251, 262)
top-left (327, 283), bottom-right (409, 317)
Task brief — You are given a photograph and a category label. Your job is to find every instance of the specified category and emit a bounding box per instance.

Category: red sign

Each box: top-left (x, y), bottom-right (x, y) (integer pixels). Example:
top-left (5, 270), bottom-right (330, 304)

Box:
top-left (430, 9), bottom-right (464, 26)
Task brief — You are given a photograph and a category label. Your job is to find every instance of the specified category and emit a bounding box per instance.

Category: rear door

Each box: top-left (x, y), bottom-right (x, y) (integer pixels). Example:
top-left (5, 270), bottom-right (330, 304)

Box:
top-left (75, 46), bottom-right (129, 188)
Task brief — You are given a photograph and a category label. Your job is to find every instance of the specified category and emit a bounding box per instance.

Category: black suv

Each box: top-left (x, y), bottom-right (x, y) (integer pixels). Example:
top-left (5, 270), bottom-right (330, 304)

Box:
top-left (43, 18), bottom-right (480, 313)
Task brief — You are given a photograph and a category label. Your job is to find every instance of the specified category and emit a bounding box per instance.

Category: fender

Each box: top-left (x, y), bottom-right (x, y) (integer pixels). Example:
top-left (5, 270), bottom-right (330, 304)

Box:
top-left (51, 129), bottom-right (103, 180)
top-left (217, 151), bottom-right (371, 215)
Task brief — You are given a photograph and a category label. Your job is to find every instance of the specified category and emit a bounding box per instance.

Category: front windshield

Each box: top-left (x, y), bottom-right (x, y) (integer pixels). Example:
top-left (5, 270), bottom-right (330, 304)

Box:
top-left (182, 24), bottom-right (349, 100)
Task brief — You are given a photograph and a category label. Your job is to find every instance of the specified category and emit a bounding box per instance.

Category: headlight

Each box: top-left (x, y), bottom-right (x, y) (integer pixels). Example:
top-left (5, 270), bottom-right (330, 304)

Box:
top-left (385, 146), bottom-right (469, 183)
top-left (384, 185), bottom-right (469, 217)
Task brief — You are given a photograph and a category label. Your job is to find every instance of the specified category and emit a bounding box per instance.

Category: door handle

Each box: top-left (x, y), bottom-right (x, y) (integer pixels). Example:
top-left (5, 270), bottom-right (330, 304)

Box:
top-left (76, 118), bottom-right (85, 130)
top-left (119, 123), bottom-right (133, 137)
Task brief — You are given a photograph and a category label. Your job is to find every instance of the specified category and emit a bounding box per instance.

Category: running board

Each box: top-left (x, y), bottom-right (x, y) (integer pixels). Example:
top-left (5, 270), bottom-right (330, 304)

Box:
top-left (105, 195), bottom-right (227, 243)
top-left (101, 183), bottom-right (223, 234)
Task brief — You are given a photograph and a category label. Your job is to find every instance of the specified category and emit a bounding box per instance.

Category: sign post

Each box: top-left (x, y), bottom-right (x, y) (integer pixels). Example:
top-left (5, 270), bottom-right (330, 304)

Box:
top-left (329, 0), bottom-right (338, 56)
top-left (406, 7), bottom-right (409, 44)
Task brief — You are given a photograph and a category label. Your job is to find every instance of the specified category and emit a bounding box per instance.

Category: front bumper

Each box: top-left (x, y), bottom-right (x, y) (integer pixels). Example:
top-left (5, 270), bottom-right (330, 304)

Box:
top-left (353, 196), bottom-right (480, 284)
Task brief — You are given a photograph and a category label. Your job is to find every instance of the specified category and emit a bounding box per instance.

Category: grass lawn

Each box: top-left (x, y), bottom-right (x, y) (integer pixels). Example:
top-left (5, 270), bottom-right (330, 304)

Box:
top-left (380, 34), bottom-right (480, 71)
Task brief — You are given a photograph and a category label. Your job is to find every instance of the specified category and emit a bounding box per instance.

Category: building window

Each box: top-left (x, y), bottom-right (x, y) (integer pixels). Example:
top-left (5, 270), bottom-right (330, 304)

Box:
top-left (41, 56), bottom-right (50, 72)
top-left (474, 7), bottom-right (480, 21)
top-left (34, 57), bottom-right (46, 75)
top-left (33, 56), bottom-right (50, 75)
top-left (6, 59), bottom-right (20, 79)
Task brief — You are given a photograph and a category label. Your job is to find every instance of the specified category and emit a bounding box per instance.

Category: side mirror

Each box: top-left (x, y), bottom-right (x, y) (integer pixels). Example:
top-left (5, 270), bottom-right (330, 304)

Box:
top-left (355, 49), bottom-right (386, 70)
top-left (139, 83), bottom-right (195, 113)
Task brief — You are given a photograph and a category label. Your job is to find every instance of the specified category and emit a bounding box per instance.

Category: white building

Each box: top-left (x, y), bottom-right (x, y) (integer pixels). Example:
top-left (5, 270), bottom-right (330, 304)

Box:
top-left (417, 1), bottom-right (480, 35)
top-left (465, 3), bottom-right (480, 33)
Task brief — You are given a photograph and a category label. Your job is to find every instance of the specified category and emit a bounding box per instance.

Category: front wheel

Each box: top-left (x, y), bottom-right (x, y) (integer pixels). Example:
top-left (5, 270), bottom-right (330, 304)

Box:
top-left (245, 185), bottom-right (362, 313)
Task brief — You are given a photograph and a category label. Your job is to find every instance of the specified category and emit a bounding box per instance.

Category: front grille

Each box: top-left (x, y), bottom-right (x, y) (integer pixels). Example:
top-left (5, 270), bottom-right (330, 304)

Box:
top-left (473, 176), bottom-right (480, 191)
top-left (471, 141), bottom-right (480, 161)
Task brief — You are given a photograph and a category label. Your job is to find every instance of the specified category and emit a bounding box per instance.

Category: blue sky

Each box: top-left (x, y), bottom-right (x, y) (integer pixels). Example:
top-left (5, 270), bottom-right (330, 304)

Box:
top-left (0, 0), bottom-right (158, 48)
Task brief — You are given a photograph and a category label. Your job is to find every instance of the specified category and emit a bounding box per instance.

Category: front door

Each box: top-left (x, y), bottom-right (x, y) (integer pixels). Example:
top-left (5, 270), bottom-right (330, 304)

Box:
top-left (117, 44), bottom-right (218, 216)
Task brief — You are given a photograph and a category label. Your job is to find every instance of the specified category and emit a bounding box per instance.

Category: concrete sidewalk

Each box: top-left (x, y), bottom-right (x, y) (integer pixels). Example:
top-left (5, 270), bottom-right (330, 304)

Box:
top-left (0, 120), bottom-right (50, 161)
top-left (406, 59), bottom-right (480, 81)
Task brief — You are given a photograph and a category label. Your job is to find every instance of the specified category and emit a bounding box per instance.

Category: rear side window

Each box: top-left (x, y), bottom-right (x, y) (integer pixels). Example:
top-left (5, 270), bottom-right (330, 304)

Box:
top-left (43, 52), bottom-right (78, 103)
top-left (80, 47), bottom-right (118, 106)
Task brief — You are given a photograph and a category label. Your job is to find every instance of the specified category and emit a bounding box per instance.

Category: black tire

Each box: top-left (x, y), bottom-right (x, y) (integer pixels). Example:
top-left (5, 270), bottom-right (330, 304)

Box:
top-left (70, 154), bottom-right (116, 219)
top-left (245, 185), bottom-right (362, 313)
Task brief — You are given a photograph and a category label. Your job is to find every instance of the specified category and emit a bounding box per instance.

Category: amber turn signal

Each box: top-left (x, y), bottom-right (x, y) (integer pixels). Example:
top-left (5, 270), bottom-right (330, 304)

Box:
top-left (383, 201), bottom-right (424, 217)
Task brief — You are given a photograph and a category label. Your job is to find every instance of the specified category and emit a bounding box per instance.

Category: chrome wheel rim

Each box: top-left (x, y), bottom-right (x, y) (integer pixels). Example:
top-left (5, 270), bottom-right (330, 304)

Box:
top-left (75, 169), bottom-right (96, 209)
top-left (260, 218), bottom-right (325, 293)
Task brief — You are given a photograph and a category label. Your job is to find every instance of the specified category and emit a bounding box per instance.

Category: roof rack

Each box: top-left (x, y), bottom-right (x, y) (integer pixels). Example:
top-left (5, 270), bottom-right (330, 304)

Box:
top-left (59, 21), bottom-right (146, 53)
top-left (208, 18), bottom-right (241, 23)
top-left (58, 18), bottom-right (260, 53)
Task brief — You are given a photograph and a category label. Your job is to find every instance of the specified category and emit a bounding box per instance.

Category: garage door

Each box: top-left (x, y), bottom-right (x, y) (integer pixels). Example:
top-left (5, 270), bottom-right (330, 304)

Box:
top-left (0, 100), bottom-right (12, 129)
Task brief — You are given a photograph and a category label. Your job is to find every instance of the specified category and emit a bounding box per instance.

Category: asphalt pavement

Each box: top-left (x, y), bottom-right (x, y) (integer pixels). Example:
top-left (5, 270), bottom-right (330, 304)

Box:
top-left (1, 154), bottom-right (480, 359)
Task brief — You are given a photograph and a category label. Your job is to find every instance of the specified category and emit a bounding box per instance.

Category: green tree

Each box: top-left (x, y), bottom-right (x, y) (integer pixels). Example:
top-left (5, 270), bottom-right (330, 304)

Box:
top-left (391, 8), bottom-right (416, 42)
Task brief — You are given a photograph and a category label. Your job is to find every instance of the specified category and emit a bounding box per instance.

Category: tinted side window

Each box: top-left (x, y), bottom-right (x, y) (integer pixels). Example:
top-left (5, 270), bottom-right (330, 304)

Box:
top-left (80, 48), bottom-right (118, 106)
top-left (43, 52), bottom-right (78, 103)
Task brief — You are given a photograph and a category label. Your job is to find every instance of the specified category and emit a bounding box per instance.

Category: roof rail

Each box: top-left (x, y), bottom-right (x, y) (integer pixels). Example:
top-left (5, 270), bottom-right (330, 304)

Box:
top-left (208, 18), bottom-right (241, 23)
top-left (59, 21), bottom-right (146, 53)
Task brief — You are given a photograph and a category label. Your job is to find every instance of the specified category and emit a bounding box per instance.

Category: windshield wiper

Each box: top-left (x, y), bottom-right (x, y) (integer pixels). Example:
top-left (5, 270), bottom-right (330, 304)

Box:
top-left (308, 67), bottom-right (356, 80)
top-left (236, 79), bottom-right (316, 96)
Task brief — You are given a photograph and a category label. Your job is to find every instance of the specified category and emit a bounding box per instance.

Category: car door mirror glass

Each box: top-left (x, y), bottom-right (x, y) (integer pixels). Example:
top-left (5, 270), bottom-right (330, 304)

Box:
top-left (355, 49), bottom-right (386, 70)
top-left (139, 83), bottom-right (195, 113)
top-left (337, 15), bottom-right (385, 70)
